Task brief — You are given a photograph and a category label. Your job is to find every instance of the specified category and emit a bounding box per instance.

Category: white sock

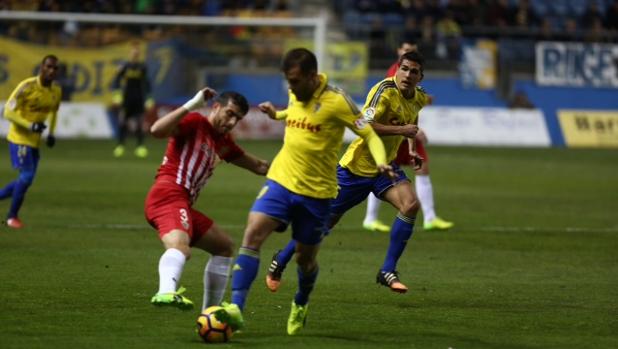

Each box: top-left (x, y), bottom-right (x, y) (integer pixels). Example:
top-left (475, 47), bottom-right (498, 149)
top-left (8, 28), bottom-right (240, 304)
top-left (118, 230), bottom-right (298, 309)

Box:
top-left (202, 255), bottom-right (233, 309)
top-left (416, 175), bottom-right (436, 223)
top-left (363, 193), bottom-right (382, 225)
top-left (157, 248), bottom-right (186, 294)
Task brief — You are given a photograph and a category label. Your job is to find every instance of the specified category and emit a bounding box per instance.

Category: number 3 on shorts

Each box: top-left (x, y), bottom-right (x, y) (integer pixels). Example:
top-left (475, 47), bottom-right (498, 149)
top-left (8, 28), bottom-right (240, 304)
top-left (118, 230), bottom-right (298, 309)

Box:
top-left (179, 208), bottom-right (190, 230)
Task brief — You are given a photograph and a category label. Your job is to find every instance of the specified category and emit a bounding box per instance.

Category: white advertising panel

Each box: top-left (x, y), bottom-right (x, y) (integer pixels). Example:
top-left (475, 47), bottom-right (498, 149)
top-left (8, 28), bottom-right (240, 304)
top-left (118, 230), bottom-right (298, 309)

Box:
top-left (0, 102), bottom-right (113, 138)
top-left (344, 106), bottom-right (550, 147)
top-left (536, 41), bottom-right (618, 88)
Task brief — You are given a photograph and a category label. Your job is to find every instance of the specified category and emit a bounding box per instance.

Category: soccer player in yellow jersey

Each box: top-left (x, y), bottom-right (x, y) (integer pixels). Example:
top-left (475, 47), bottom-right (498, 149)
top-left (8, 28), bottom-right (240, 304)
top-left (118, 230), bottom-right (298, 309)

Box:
top-left (266, 51), bottom-right (429, 294)
top-left (1, 55), bottom-right (61, 229)
top-left (215, 48), bottom-right (394, 335)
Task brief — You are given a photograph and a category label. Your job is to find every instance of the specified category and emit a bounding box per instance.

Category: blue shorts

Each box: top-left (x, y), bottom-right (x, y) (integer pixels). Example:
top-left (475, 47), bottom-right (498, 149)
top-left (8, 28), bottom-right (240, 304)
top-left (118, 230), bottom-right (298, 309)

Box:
top-left (9, 142), bottom-right (40, 171)
top-left (331, 164), bottom-right (409, 216)
top-left (251, 179), bottom-right (331, 245)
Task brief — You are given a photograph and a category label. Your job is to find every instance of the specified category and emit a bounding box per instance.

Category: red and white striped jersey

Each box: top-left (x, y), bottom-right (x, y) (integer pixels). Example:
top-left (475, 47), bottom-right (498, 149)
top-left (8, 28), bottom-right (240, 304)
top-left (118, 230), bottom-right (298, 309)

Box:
top-left (154, 112), bottom-right (244, 203)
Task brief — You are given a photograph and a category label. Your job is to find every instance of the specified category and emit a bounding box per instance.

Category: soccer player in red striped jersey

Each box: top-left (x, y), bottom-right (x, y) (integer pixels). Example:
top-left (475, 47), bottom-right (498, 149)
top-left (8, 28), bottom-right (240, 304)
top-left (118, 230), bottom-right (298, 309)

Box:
top-left (145, 87), bottom-right (269, 311)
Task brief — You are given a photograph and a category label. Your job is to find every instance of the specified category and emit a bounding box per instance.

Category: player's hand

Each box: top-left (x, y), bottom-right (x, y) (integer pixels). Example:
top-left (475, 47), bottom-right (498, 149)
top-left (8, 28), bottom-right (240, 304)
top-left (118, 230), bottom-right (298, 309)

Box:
top-left (377, 164), bottom-right (397, 181)
top-left (258, 102), bottom-right (276, 119)
top-left (46, 135), bottom-right (56, 148)
top-left (401, 124), bottom-right (419, 138)
top-left (31, 122), bottom-right (47, 133)
top-left (410, 151), bottom-right (424, 171)
top-left (256, 159), bottom-right (270, 175)
top-left (183, 87), bottom-right (217, 111)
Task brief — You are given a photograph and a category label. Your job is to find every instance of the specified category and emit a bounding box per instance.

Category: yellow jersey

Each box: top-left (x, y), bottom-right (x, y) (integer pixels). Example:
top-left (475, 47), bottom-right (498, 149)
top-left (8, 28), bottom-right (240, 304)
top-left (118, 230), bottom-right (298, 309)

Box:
top-left (3, 76), bottom-right (61, 148)
top-left (340, 77), bottom-right (430, 177)
top-left (267, 73), bottom-right (387, 199)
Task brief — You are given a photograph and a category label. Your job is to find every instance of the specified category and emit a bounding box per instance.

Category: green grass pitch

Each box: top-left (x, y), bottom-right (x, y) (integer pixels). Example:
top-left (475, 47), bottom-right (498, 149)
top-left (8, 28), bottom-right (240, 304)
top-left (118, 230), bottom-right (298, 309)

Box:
top-left (0, 139), bottom-right (616, 349)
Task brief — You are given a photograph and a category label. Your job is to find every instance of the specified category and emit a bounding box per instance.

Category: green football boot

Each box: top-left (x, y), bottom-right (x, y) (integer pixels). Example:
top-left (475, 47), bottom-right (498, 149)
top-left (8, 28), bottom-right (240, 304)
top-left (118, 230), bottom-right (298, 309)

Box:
top-left (362, 220), bottom-right (390, 233)
top-left (150, 286), bottom-right (194, 310)
top-left (423, 217), bottom-right (454, 231)
top-left (212, 302), bottom-right (244, 332)
top-left (287, 301), bottom-right (308, 335)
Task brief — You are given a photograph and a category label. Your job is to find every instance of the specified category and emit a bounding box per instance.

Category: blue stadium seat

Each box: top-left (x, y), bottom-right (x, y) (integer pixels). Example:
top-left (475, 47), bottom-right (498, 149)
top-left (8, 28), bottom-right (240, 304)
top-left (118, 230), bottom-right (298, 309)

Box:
top-left (531, 0), bottom-right (549, 17)
top-left (382, 13), bottom-right (404, 27)
top-left (549, 0), bottom-right (569, 16)
top-left (568, 0), bottom-right (587, 17)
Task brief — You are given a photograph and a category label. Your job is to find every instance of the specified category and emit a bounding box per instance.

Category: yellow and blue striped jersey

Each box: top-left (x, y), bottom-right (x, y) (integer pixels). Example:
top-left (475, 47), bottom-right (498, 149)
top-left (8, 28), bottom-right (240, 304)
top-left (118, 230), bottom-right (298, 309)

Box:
top-left (340, 77), bottom-right (430, 177)
top-left (267, 73), bottom-right (386, 199)
top-left (3, 76), bottom-right (61, 148)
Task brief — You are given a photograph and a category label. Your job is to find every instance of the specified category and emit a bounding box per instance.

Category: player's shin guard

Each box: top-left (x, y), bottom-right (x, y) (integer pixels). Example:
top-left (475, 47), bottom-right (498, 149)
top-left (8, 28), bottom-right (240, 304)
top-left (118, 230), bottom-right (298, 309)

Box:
top-left (231, 247), bottom-right (260, 311)
top-left (381, 213), bottom-right (416, 272)
top-left (203, 255), bottom-right (233, 309)
top-left (294, 266), bottom-right (319, 306)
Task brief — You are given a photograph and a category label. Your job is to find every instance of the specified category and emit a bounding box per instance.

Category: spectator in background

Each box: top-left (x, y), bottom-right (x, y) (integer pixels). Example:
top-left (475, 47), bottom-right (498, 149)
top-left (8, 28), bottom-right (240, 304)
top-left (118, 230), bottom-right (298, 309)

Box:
top-left (111, 42), bottom-right (154, 158)
top-left (487, 0), bottom-right (511, 28)
top-left (581, 2), bottom-right (605, 30)
top-left (436, 10), bottom-right (462, 60)
top-left (510, 0), bottom-right (538, 29)
top-left (606, 1), bottom-right (618, 31)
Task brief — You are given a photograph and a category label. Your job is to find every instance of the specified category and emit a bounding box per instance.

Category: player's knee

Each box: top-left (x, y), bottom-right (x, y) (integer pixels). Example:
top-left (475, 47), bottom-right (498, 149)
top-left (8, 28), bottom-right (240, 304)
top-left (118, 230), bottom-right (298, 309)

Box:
top-left (217, 234), bottom-right (235, 257)
top-left (400, 199), bottom-right (420, 216)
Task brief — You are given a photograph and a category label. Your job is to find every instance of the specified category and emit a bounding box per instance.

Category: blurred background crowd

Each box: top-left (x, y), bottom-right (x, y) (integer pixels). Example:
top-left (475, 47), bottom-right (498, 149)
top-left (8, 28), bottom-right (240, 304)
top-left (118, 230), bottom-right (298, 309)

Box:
top-left (1, 0), bottom-right (617, 71)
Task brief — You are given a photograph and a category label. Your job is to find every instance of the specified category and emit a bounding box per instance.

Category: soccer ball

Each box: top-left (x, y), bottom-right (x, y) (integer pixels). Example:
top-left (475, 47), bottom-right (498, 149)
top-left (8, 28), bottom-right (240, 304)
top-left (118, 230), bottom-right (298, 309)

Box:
top-left (196, 306), bottom-right (233, 343)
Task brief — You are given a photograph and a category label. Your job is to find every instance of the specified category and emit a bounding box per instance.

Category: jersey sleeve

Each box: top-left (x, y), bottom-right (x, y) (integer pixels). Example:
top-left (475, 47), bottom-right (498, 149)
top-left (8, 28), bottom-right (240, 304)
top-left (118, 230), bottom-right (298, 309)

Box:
top-left (217, 134), bottom-right (245, 162)
top-left (112, 63), bottom-right (127, 90)
top-left (176, 112), bottom-right (202, 138)
top-left (416, 87), bottom-right (430, 107)
top-left (361, 83), bottom-right (391, 124)
top-left (334, 91), bottom-right (387, 166)
top-left (3, 80), bottom-right (33, 129)
top-left (47, 84), bottom-right (62, 134)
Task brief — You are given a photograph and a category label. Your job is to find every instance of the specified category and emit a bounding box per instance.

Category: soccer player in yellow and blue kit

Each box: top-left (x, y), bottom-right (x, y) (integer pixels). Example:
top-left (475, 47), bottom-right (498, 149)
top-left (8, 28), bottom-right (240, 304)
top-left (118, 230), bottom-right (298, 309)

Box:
top-left (1, 55), bottom-right (61, 229)
top-left (266, 50), bottom-right (430, 294)
top-left (214, 48), bottom-right (394, 336)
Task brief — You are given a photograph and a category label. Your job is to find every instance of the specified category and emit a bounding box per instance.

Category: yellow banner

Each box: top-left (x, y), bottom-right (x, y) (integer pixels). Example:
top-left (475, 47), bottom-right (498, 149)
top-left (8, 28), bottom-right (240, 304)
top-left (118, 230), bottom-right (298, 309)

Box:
top-left (0, 37), bottom-right (146, 103)
top-left (558, 110), bottom-right (618, 148)
top-left (283, 40), bottom-right (368, 80)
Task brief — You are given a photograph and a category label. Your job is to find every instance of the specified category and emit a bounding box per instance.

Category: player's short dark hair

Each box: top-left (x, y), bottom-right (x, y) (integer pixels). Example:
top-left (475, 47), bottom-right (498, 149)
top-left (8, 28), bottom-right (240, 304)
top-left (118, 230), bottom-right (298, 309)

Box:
top-left (41, 54), bottom-right (58, 65)
top-left (399, 50), bottom-right (425, 73)
top-left (216, 91), bottom-right (249, 115)
top-left (281, 48), bottom-right (317, 75)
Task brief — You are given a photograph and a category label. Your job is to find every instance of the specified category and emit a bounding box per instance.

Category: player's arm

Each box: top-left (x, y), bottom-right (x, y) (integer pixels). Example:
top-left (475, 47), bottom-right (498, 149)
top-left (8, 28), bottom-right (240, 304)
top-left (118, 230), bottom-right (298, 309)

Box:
top-left (150, 87), bottom-right (216, 138)
top-left (111, 64), bottom-right (127, 106)
top-left (4, 82), bottom-right (44, 131)
top-left (363, 89), bottom-right (418, 138)
top-left (45, 91), bottom-right (61, 148)
top-left (258, 101), bottom-right (287, 120)
top-left (143, 65), bottom-right (155, 109)
top-left (230, 153), bottom-right (270, 175)
top-left (339, 95), bottom-right (395, 179)
top-left (370, 121), bottom-right (418, 138)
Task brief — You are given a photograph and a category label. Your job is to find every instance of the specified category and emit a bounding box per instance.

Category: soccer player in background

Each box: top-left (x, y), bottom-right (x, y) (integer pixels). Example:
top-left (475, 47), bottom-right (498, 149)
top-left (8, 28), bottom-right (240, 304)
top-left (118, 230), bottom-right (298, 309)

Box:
top-left (1, 55), bottom-right (61, 229)
top-left (111, 42), bottom-right (154, 158)
top-left (363, 39), bottom-right (454, 233)
top-left (267, 50), bottom-right (431, 294)
top-left (145, 88), bottom-right (269, 311)
top-left (215, 48), bottom-right (393, 335)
